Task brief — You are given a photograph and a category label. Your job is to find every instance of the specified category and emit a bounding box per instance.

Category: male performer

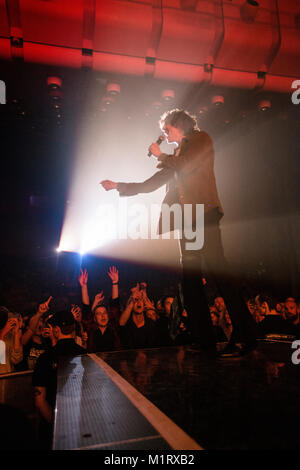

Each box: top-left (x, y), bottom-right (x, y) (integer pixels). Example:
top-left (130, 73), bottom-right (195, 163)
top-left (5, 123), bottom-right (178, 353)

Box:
top-left (101, 109), bottom-right (257, 357)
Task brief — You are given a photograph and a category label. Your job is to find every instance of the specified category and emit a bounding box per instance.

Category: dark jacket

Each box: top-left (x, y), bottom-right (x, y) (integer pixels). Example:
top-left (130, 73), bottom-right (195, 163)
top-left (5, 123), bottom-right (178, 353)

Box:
top-left (117, 130), bottom-right (223, 234)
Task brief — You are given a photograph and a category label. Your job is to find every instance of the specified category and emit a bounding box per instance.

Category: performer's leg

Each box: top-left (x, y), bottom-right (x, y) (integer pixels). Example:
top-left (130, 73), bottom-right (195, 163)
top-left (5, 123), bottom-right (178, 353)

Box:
top-left (179, 237), bottom-right (216, 351)
top-left (202, 210), bottom-right (258, 347)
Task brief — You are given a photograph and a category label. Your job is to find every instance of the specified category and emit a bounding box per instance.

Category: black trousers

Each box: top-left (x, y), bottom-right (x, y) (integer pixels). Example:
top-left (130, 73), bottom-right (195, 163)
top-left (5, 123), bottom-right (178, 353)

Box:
top-left (179, 208), bottom-right (257, 350)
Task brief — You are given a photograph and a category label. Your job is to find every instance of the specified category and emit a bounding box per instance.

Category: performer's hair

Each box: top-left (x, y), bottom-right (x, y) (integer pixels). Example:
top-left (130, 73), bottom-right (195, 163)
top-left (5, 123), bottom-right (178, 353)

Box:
top-left (159, 109), bottom-right (199, 135)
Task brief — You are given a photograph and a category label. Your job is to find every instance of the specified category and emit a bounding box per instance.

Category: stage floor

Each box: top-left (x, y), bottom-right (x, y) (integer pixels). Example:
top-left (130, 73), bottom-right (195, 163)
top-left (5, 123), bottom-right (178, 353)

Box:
top-left (53, 340), bottom-right (300, 450)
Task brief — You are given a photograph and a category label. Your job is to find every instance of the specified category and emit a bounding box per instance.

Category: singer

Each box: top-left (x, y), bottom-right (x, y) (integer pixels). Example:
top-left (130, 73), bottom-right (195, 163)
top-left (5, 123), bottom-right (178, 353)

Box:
top-left (100, 109), bottom-right (257, 358)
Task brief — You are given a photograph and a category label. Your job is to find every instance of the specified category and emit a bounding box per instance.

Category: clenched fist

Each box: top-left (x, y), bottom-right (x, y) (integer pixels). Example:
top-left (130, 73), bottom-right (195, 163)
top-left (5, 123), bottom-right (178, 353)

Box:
top-left (100, 180), bottom-right (118, 191)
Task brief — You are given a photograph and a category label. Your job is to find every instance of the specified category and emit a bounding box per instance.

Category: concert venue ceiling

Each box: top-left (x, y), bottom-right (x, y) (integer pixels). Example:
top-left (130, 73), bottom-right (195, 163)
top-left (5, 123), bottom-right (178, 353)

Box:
top-left (0, 0), bottom-right (299, 91)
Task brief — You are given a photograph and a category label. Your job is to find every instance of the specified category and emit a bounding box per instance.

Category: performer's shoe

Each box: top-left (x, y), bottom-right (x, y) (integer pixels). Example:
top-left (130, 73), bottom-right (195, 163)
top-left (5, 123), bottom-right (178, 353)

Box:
top-left (218, 341), bottom-right (257, 359)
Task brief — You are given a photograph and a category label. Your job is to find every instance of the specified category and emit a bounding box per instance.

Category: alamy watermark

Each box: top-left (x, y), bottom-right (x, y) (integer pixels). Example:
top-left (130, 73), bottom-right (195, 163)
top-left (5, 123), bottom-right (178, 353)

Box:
top-left (89, 200), bottom-right (204, 250)
top-left (291, 340), bottom-right (300, 365)
top-left (0, 340), bottom-right (5, 365)
top-left (0, 80), bottom-right (6, 104)
top-left (291, 80), bottom-right (300, 105)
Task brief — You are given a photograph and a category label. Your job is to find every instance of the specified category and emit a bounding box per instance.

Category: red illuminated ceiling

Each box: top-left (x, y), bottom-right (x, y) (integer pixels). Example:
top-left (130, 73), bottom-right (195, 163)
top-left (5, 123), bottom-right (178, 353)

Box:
top-left (1, 0), bottom-right (300, 92)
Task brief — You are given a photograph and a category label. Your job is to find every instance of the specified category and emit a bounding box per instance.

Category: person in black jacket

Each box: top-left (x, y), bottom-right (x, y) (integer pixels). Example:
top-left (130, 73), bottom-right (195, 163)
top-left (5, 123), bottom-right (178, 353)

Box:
top-left (101, 109), bottom-right (257, 358)
top-left (32, 310), bottom-right (85, 447)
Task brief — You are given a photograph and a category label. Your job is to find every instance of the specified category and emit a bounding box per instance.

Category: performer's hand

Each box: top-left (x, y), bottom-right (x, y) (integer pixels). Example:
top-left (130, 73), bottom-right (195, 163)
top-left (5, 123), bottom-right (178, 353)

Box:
top-left (100, 180), bottom-right (117, 191)
top-left (148, 142), bottom-right (162, 158)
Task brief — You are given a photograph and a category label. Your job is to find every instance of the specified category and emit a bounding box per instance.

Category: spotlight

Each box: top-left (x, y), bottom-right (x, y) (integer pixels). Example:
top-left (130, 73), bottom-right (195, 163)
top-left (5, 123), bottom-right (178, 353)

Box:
top-left (106, 82), bottom-right (120, 96)
top-left (161, 89), bottom-right (175, 102)
top-left (56, 247), bottom-right (62, 253)
top-left (258, 99), bottom-right (271, 112)
top-left (211, 95), bottom-right (224, 107)
top-left (240, 0), bottom-right (259, 23)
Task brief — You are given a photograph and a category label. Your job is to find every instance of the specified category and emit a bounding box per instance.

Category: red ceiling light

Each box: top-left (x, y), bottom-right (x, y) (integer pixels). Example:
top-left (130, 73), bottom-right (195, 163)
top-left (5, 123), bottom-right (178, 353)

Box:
top-left (258, 99), bottom-right (271, 112)
top-left (47, 76), bottom-right (62, 90)
top-left (211, 95), bottom-right (224, 107)
top-left (161, 89), bottom-right (175, 102)
top-left (106, 82), bottom-right (120, 96)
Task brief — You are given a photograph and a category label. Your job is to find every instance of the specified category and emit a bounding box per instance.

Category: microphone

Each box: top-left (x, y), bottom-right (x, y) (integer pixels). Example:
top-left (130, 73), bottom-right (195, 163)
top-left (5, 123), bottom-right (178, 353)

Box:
top-left (148, 135), bottom-right (165, 157)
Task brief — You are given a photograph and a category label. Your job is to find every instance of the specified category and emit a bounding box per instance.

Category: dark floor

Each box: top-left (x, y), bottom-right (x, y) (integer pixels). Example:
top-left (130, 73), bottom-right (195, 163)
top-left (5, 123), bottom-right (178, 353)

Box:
top-left (96, 340), bottom-right (300, 450)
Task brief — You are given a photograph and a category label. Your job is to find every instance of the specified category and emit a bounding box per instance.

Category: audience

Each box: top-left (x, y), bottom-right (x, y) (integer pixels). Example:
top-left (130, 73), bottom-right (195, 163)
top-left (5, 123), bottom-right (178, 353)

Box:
top-left (255, 294), bottom-right (285, 336)
top-left (0, 259), bottom-right (299, 449)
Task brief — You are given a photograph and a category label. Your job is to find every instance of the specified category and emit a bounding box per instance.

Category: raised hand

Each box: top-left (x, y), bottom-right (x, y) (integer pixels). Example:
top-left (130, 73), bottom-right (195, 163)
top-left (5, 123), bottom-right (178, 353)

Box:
top-left (108, 266), bottom-right (119, 284)
top-left (37, 296), bottom-right (53, 316)
top-left (12, 317), bottom-right (23, 340)
top-left (78, 268), bottom-right (88, 287)
top-left (43, 323), bottom-right (56, 346)
top-left (1, 318), bottom-right (18, 337)
top-left (71, 305), bottom-right (82, 322)
top-left (92, 291), bottom-right (105, 310)
top-left (100, 180), bottom-right (117, 191)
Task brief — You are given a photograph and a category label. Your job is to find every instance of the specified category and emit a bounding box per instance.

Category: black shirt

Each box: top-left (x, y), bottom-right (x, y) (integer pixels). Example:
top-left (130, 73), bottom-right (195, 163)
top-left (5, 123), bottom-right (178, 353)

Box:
top-left (120, 316), bottom-right (158, 349)
top-left (259, 315), bottom-right (299, 338)
top-left (88, 326), bottom-right (118, 352)
top-left (32, 338), bottom-right (85, 407)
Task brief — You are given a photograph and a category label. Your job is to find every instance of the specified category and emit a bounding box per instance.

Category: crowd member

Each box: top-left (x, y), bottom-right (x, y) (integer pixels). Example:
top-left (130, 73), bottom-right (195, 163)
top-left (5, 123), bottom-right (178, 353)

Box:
top-left (283, 297), bottom-right (299, 328)
top-left (21, 297), bottom-right (53, 370)
top-left (119, 284), bottom-right (158, 349)
top-left (155, 295), bottom-right (174, 346)
top-left (246, 297), bottom-right (258, 320)
top-left (210, 304), bottom-right (228, 342)
top-left (32, 310), bottom-right (85, 447)
top-left (0, 307), bottom-right (23, 374)
top-left (255, 294), bottom-right (299, 337)
top-left (87, 294), bottom-right (121, 352)
top-left (78, 266), bottom-right (121, 352)
top-left (140, 282), bottom-right (159, 322)
top-left (70, 304), bottom-right (88, 349)
top-left (22, 318), bottom-right (53, 370)
top-left (214, 296), bottom-right (233, 341)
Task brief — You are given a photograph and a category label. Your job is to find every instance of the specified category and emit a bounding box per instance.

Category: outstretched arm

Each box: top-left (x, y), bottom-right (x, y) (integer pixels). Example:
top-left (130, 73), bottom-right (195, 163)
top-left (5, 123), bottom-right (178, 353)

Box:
top-left (100, 167), bottom-right (173, 197)
top-left (78, 269), bottom-right (89, 305)
top-left (108, 266), bottom-right (119, 300)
